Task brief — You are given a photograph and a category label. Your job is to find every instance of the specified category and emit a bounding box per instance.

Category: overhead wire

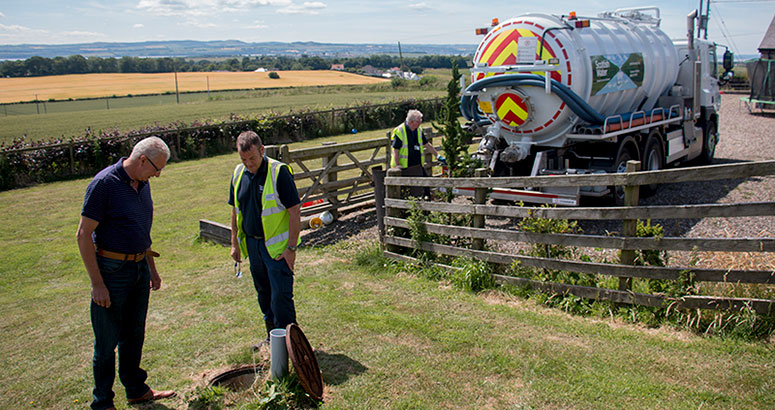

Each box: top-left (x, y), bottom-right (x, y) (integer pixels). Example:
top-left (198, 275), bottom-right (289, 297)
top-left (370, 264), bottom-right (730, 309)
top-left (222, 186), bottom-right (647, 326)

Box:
top-left (710, 4), bottom-right (741, 54)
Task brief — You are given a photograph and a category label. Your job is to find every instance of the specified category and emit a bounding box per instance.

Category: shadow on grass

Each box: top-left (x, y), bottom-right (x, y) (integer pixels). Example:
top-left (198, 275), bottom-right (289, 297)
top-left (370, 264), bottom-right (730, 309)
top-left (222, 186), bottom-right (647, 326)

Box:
top-left (315, 350), bottom-right (368, 386)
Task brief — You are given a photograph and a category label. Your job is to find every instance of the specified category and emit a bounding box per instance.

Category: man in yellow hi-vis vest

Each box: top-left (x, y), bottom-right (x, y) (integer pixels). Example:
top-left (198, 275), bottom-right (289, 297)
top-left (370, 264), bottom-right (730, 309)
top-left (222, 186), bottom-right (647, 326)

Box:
top-left (390, 109), bottom-right (441, 170)
top-left (229, 131), bottom-right (301, 349)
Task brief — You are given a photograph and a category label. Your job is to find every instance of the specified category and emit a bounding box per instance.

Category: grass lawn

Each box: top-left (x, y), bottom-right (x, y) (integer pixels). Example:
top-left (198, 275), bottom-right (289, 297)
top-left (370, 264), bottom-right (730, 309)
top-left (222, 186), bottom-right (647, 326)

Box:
top-left (0, 87), bottom-right (446, 144)
top-left (1, 125), bottom-right (774, 409)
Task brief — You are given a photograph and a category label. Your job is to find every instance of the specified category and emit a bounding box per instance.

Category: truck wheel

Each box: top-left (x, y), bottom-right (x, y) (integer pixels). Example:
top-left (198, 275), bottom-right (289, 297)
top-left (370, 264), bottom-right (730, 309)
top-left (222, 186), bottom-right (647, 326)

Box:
top-left (613, 145), bottom-right (634, 206)
top-left (641, 134), bottom-right (664, 197)
top-left (699, 119), bottom-right (718, 165)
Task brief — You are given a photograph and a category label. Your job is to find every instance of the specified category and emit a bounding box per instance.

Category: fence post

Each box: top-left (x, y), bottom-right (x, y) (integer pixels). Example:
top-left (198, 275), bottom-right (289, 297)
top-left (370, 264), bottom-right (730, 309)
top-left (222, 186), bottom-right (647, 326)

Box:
top-left (281, 144), bottom-right (290, 164)
top-left (385, 167), bottom-right (403, 253)
top-left (618, 160), bottom-right (641, 292)
top-left (264, 145), bottom-right (279, 160)
top-left (386, 131), bottom-right (393, 168)
top-left (321, 142), bottom-right (340, 218)
top-left (472, 168), bottom-right (488, 250)
top-left (423, 129), bottom-right (433, 177)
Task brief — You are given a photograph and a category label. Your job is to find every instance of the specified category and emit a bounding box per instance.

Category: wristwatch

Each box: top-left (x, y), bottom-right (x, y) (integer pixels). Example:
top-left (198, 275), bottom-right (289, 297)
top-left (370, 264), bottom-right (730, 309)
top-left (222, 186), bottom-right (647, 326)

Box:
top-left (287, 245), bottom-right (297, 252)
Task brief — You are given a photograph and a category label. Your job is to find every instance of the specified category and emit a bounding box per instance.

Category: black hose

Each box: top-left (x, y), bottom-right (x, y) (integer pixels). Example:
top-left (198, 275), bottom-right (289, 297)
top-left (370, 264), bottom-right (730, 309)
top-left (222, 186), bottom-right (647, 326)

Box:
top-left (460, 74), bottom-right (605, 125)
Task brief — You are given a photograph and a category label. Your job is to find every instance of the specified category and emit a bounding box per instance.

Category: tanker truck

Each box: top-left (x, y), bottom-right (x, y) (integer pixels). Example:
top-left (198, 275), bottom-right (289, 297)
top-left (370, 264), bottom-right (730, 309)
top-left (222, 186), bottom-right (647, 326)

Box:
top-left (458, 7), bottom-right (734, 205)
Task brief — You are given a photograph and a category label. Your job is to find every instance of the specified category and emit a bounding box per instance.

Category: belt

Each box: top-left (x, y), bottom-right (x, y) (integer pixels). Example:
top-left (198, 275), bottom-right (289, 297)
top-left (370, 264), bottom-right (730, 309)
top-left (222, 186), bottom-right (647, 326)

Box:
top-left (97, 249), bottom-right (160, 262)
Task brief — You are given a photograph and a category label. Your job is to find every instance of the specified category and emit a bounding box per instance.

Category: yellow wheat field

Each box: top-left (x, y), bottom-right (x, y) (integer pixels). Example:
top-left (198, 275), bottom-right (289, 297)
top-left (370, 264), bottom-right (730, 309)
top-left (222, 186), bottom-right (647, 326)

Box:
top-left (0, 70), bottom-right (388, 104)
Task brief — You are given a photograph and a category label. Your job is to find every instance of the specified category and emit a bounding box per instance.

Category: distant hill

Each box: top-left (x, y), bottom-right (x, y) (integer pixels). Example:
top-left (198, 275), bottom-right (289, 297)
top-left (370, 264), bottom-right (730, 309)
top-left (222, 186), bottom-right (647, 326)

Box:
top-left (0, 40), bottom-right (477, 60)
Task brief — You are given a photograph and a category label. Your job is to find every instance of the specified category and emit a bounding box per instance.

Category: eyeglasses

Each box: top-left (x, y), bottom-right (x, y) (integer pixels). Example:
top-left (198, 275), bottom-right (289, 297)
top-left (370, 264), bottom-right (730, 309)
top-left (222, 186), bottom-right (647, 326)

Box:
top-left (146, 156), bottom-right (162, 173)
top-left (234, 262), bottom-right (242, 278)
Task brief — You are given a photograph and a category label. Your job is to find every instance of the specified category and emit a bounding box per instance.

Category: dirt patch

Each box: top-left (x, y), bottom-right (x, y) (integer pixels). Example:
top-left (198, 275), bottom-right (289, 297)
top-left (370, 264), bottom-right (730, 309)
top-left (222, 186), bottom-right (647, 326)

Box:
top-left (301, 208), bottom-right (379, 248)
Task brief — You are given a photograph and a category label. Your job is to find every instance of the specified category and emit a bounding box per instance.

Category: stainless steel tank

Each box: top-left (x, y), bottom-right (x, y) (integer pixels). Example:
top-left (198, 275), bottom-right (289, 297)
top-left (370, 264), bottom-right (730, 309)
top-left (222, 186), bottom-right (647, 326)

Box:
top-left (470, 7), bottom-right (679, 150)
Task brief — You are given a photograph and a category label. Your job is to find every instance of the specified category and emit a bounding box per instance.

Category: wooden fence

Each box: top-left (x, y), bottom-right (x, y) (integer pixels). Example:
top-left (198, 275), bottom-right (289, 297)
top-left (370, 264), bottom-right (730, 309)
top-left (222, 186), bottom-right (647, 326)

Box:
top-left (200, 130), bottom-right (441, 243)
top-left (381, 160), bottom-right (775, 314)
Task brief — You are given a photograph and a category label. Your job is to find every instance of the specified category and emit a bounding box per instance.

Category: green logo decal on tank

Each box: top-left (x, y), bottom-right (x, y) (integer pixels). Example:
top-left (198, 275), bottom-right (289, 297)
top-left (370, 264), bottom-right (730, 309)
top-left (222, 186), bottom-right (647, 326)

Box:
top-left (591, 53), bottom-right (644, 96)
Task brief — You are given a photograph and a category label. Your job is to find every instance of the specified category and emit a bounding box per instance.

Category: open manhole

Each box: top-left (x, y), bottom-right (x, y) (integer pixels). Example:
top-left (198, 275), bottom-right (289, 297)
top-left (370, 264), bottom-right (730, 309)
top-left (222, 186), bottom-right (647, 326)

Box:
top-left (208, 364), bottom-right (267, 391)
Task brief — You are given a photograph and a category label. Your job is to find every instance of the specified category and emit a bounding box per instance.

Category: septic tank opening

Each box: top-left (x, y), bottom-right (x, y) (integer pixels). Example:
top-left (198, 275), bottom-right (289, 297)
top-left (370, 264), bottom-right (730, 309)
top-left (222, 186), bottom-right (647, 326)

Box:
top-left (208, 364), bottom-right (267, 391)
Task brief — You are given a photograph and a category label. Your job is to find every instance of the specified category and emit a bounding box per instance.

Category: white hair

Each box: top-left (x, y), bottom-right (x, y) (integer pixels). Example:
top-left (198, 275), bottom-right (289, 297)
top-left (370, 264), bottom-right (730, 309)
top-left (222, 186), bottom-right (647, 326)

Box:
top-left (130, 136), bottom-right (171, 161)
top-left (406, 109), bottom-right (423, 123)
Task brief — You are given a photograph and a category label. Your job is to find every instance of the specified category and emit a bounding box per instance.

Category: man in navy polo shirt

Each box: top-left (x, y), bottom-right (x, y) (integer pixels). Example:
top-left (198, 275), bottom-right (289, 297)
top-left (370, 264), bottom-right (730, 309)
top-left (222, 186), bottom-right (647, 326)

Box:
top-left (229, 131), bottom-right (301, 349)
top-left (77, 136), bottom-right (175, 410)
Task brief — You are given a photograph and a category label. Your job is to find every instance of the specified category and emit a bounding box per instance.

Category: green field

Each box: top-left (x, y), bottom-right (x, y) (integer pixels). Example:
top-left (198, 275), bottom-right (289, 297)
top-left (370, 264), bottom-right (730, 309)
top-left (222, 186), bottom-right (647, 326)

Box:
top-left (0, 69), bottom-right (455, 145)
top-left (1, 132), bottom-right (774, 409)
top-left (0, 86), bottom-right (445, 145)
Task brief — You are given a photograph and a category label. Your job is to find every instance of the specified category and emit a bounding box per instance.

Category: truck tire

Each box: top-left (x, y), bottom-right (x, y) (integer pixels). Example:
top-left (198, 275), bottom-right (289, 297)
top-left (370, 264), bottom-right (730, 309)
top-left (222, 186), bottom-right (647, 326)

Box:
top-left (699, 119), bottom-right (718, 165)
top-left (613, 145), bottom-right (635, 206)
top-left (641, 133), bottom-right (664, 197)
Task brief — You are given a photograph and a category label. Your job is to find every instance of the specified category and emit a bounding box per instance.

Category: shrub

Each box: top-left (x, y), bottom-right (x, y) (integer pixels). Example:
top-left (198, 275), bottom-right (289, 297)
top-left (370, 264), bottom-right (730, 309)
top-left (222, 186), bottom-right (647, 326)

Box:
top-left (268, 71), bottom-right (280, 79)
top-left (0, 97), bottom-right (443, 191)
top-left (451, 257), bottom-right (496, 292)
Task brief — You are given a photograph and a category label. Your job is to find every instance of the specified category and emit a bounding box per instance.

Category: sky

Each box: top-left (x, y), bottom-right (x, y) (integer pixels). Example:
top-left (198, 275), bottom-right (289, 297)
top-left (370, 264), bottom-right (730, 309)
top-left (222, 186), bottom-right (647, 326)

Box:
top-left (0, 0), bottom-right (773, 56)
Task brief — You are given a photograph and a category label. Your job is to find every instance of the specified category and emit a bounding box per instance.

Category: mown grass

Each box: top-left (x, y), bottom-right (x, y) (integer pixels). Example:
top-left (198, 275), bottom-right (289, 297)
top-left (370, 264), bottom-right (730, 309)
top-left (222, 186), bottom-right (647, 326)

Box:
top-left (0, 87), bottom-right (445, 144)
top-left (1, 125), bottom-right (774, 409)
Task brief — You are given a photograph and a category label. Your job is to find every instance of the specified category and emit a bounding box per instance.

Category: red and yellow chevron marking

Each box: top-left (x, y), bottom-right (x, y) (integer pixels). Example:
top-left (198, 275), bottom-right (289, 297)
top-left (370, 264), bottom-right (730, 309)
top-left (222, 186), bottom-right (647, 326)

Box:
top-left (495, 92), bottom-right (529, 127)
top-left (474, 25), bottom-right (562, 83)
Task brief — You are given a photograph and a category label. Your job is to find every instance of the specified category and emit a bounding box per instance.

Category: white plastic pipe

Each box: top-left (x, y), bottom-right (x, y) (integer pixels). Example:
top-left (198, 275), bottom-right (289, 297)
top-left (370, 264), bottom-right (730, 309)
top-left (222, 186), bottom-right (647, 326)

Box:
top-left (269, 328), bottom-right (288, 380)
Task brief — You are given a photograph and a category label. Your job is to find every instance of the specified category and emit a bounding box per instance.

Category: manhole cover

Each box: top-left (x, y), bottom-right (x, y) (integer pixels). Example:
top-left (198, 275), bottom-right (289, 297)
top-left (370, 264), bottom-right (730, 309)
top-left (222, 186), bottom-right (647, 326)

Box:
top-left (209, 364), bottom-right (267, 391)
top-left (286, 324), bottom-right (324, 400)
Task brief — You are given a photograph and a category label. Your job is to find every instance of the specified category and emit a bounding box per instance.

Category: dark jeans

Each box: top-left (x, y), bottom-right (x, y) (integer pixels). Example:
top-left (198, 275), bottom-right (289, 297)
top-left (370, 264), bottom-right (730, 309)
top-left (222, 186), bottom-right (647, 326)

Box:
top-left (90, 256), bottom-right (151, 410)
top-left (246, 236), bottom-right (296, 330)
top-left (402, 165), bottom-right (431, 198)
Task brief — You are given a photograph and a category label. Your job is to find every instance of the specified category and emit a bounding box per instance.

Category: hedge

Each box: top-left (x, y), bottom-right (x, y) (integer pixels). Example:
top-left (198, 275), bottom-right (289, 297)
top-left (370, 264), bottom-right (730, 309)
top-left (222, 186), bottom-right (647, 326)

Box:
top-left (0, 97), bottom-right (443, 191)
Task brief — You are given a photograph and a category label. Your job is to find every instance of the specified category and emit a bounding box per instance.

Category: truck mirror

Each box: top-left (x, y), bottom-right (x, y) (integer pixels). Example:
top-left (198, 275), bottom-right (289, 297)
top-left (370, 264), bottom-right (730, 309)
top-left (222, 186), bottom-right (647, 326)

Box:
top-left (723, 50), bottom-right (734, 71)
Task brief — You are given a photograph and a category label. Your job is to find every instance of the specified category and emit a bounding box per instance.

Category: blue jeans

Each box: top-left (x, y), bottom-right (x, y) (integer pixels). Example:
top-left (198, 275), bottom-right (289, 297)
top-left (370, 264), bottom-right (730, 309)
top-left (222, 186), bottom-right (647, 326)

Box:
top-left (90, 256), bottom-right (151, 410)
top-left (246, 236), bottom-right (296, 329)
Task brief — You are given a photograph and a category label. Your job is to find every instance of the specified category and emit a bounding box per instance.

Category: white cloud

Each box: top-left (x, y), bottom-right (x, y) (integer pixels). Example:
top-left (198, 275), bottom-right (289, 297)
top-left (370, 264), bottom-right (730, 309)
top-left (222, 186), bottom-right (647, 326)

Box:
top-left (63, 30), bottom-right (103, 37)
top-left (133, 23), bottom-right (145, 28)
top-left (181, 20), bottom-right (218, 28)
top-left (0, 23), bottom-right (48, 34)
top-left (0, 12), bottom-right (5, 18)
top-left (276, 1), bottom-right (326, 15)
top-left (137, 0), bottom-right (291, 17)
top-left (408, 2), bottom-right (432, 11)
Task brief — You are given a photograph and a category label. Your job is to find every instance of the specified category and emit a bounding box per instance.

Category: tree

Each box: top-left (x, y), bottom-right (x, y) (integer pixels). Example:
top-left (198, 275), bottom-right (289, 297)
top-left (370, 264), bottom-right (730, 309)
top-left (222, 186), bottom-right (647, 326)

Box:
top-left (25, 56), bottom-right (53, 76)
top-left (433, 59), bottom-right (475, 180)
top-left (136, 58), bottom-right (157, 73)
top-left (67, 55), bottom-right (89, 74)
top-left (119, 56), bottom-right (137, 73)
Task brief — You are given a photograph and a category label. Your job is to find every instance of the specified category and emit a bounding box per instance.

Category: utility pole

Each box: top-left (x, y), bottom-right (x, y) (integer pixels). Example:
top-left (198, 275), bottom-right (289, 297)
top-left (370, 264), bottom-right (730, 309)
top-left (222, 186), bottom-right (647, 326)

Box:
top-left (697, 0), bottom-right (709, 39)
top-left (174, 67), bottom-right (180, 104)
top-left (398, 41), bottom-right (405, 73)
